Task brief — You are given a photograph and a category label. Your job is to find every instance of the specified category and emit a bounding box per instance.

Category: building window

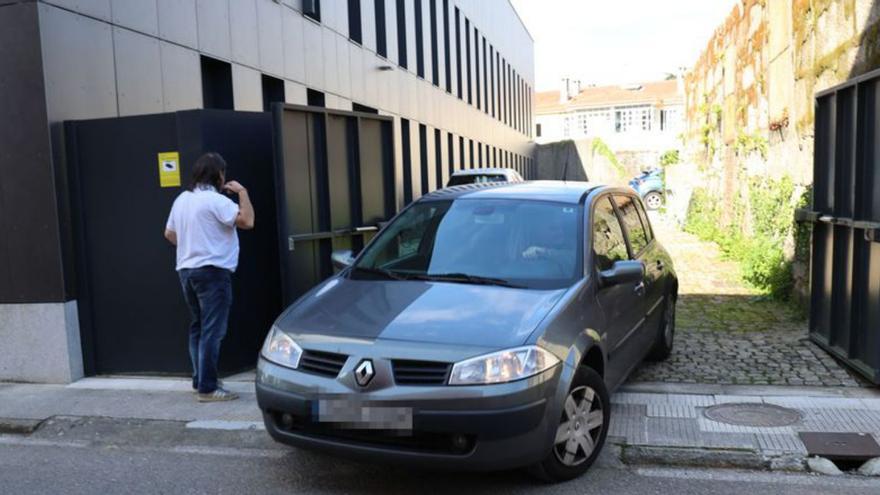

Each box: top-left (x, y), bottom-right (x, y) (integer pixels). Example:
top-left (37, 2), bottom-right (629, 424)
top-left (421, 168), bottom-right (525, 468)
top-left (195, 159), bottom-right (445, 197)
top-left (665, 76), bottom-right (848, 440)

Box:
top-left (447, 132), bottom-right (454, 176)
top-left (442, 0), bottom-right (451, 92)
top-left (465, 18), bottom-right (472, 104)
top-left (489, 46), bottom-right (495, 118)
top-left (419, 123), bottom-right (428, 194)
top-left (473, 27), bottom-right (480, 110)
top-left (401, 118), bottom-right (412, 203)
top-left (429, 0), bottom-right (439, 87)
top-left (303, 0), bottom-right (321, 22)
top-left (660, 108), bottom-right (680, 132)
top-left (536, 123), bottom-right (542, 137)
top-left (477, 142), bottom-right (483, 167)
top-left (482, 37), bottom-right (488, 115)
top-left (454, 7), bottom-right (462, 99)
top-left (396, 0), bottom-right (407, 69)
top-left (414, 0), bottom-right (424, 78)
top-left (261, 74), bottom-right (285, 111)
top-left (353, 102), bottom-right (379, 113)
top-left (348, 0), bottom-right (362, 43)
top-left (201, 56), bottom-right (233, 110)
top-left (434, 128), bottom-right (442, 189)
top-left (614, 105), bottom-right (652, 133)
top-left (468, 139), bottom-right (474, 168)
top-left (307, 88), bottom-right (325, 107)
top-left (375, 0), bottom-right (387, 57)
top-left (458, 135), bottom-right (464, 171)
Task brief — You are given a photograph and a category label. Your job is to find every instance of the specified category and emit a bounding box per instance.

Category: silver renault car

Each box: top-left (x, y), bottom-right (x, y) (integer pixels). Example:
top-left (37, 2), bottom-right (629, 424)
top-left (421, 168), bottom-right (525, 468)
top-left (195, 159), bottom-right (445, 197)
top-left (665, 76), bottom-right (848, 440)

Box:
top-left (256, 181), bottom-right (677, 481)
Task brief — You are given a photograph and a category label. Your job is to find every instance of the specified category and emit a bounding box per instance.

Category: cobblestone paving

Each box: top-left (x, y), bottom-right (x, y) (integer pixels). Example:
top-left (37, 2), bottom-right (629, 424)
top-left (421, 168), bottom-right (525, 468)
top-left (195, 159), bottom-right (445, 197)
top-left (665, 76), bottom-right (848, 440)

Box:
top-left (630, 216), bottom-right (865, 387)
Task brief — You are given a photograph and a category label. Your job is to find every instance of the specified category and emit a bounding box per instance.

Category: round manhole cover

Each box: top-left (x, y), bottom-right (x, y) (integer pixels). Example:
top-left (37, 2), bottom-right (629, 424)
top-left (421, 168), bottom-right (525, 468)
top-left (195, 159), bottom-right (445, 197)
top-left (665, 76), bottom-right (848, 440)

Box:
top-left (704, 403), bottom-right (802, 427)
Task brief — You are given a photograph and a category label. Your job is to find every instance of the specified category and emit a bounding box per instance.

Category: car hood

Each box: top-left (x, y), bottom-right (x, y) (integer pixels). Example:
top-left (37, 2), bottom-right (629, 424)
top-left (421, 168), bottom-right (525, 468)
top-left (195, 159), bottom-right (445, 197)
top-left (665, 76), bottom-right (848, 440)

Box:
top-left (275, 277), bottom-right (567, 348)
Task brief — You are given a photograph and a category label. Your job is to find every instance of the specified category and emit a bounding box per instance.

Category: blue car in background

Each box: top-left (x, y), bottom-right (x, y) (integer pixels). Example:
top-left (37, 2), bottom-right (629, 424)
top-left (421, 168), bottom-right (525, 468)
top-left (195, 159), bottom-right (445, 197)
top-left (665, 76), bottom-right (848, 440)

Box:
top-left (629, 169), bottom-right (664, 210)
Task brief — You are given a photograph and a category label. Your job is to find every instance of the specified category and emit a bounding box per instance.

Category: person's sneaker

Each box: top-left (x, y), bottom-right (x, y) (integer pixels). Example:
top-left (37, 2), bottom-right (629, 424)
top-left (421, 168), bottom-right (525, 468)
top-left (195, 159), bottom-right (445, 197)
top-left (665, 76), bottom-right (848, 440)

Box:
top-left (197, 387), bottom-right (239, 402)
top-left (192, 380), bottom-right (223, 395)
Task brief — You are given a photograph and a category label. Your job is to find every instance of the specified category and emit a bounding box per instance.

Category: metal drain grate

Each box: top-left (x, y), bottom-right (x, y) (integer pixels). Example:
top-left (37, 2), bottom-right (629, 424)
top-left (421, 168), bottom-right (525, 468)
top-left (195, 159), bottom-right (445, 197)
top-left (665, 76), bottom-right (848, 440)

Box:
top-left (703, 402), bottom-right (802, 427)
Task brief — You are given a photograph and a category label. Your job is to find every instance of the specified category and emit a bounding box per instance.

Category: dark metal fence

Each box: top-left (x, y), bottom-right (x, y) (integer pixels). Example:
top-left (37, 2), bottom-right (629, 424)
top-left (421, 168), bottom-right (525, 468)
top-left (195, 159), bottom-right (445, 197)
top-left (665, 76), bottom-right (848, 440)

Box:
top-left (800, 68), bottom-right (880, 385)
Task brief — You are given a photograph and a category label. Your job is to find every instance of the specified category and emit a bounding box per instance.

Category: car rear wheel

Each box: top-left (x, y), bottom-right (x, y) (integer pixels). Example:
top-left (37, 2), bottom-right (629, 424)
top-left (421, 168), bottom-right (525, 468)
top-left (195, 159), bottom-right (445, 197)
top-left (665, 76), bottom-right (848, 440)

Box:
top-left (530, 366), bottom-right (609, 482)
top-left (644, 191), bottom-right (663, 210)
top-left (647, 295), bottom-right (676, 361)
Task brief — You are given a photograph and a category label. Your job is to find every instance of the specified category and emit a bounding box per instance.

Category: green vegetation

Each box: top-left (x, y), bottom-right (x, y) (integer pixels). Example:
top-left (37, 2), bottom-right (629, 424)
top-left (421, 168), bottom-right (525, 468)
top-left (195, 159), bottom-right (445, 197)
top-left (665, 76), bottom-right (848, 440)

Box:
top-left (735, 131), bottom-right (769, 159)
top-left (684, 175), bottom-right (799, 300)
top-left (659, 149), bottom-right (680, 167)
top-left (591, 138), bottom-right (626, 179)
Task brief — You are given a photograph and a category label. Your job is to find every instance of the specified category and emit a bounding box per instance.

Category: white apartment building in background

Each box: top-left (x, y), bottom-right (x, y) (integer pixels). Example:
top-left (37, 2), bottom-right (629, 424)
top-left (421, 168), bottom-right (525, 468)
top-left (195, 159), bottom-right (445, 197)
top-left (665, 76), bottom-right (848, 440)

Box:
top-left (534, 79), bottom-right (684, 152)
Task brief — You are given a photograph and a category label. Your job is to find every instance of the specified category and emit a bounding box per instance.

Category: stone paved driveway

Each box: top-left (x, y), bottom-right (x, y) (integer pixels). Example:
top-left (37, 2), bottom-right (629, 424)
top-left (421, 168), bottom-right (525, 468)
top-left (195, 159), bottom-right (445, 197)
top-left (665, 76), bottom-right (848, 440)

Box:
top-left (630, 216), bottom-right (864, 387)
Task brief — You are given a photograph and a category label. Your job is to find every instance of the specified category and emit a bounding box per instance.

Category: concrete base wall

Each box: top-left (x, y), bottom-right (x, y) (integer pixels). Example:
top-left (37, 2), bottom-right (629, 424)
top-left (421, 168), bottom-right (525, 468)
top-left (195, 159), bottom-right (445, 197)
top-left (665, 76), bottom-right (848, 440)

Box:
top-left (0, 302), bottom-right (83, 383)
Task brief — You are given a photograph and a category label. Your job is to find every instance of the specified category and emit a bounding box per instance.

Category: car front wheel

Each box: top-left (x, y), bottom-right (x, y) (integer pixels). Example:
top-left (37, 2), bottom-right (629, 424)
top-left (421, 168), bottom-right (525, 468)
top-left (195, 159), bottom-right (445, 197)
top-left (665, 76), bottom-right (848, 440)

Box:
top-left (643, 191), bottom-right (663, 210)
top-left (530, 366), bottom-right (610, 482)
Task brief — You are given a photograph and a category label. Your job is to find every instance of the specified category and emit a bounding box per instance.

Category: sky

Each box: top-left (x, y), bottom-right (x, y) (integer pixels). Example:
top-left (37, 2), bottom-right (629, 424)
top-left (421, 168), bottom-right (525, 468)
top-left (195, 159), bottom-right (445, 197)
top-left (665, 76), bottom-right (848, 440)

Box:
top-left (510, 0), bottom-right (739, 91)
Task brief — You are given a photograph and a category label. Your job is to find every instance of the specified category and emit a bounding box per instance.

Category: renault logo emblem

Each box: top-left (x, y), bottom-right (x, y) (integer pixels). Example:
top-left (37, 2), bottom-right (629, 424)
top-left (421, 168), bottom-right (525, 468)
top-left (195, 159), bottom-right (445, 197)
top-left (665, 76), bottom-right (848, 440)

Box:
top-left (354, 359), bottom-right (375, 387)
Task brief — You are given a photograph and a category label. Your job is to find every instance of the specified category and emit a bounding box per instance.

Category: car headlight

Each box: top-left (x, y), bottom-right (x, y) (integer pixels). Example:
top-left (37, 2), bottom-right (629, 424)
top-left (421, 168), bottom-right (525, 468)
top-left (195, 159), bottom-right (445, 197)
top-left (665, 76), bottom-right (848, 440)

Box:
top-left (260, 325), bottom-right (303, 369)
top-left (448, 346), bottom-right (560, 385)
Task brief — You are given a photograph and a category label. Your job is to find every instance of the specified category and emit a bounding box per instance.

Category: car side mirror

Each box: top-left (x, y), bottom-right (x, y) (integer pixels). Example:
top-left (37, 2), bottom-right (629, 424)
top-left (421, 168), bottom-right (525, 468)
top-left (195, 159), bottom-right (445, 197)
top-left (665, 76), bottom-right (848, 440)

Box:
top-left (331, 249), bottom-right (355, 270)
top-left (599, 260), bottom-right (644, 287)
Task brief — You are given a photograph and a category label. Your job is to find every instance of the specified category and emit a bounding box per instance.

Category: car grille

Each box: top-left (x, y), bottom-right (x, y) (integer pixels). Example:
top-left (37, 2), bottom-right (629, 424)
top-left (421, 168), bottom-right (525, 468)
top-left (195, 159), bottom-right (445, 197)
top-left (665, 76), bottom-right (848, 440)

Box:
top-left (392, 359), bottom-right (451, 385)
top-left (298, 350), bottom-right (348, 378)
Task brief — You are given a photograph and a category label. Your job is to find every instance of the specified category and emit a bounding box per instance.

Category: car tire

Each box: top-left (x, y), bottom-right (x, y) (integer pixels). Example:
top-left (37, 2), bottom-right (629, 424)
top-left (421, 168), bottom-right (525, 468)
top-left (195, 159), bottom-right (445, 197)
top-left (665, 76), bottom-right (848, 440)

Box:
top-left (529, 366), bottom-right (610, 483)
top-left (646, 294), bottom-right (676, 361)
top-left (643, 191), bottom-right (663, 210)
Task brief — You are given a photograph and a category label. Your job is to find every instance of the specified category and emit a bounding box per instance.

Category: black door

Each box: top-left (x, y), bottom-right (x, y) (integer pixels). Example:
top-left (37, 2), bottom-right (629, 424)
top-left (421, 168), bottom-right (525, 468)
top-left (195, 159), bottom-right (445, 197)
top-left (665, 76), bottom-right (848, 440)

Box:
top-left (66, 110), bottom-right (280, 375)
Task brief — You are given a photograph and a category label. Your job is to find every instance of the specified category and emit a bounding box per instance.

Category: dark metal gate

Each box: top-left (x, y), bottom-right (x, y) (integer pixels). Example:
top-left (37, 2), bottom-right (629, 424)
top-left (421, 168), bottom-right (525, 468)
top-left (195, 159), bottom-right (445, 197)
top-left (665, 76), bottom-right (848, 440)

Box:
top-left (272, 104), bottom-right (396, 305)
top-left (66, 110), bottom-right (281, 375)
top-left (801, 68), bottom-right (880, 385)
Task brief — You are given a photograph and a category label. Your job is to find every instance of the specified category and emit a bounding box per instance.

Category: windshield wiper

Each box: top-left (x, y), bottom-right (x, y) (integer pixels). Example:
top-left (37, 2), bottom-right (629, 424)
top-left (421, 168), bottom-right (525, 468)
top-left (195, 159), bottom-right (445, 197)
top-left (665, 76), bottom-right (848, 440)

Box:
top-left (351, 266), bottom-right (409, 281)
top-left (411, 273), bottom-right (525, 289)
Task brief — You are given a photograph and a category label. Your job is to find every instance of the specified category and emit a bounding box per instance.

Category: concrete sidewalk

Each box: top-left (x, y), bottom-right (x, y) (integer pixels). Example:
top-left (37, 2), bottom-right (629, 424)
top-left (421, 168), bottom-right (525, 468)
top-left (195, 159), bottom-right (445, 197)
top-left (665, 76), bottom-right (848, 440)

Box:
top-left (611, 382), bottom-right (880, 472)
top-left (2, 376), bottom-right (879, 473)
top-left (0, 373), bottom-right (262, 432)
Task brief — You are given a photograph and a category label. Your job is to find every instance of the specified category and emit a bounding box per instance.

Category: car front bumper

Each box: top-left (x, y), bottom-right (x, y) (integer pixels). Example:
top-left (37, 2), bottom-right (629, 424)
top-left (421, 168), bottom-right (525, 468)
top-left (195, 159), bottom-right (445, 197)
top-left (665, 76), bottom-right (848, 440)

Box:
top-left (255, 357), bottom-right (569, 470)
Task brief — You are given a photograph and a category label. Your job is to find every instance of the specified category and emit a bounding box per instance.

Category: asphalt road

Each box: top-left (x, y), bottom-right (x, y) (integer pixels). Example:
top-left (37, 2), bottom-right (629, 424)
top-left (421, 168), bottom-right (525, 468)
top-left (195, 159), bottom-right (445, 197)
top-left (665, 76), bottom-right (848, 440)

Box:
top-left (0, 417), bottom-right (876, 494)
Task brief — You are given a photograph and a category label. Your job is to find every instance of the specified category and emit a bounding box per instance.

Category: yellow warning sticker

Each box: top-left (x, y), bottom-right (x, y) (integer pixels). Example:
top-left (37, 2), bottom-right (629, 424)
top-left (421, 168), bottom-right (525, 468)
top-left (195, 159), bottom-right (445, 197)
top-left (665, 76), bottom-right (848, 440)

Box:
top-left (157, 151), bottom-right (181, 188)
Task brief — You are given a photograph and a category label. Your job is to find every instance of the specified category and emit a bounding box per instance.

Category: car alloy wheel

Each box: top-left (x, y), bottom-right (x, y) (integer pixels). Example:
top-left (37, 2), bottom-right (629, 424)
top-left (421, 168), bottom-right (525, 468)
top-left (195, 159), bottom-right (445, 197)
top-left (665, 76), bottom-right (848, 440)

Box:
top-left (553, 385), bottom-right (605, 466)
top-left (644, 192), bottom-right (663, 210)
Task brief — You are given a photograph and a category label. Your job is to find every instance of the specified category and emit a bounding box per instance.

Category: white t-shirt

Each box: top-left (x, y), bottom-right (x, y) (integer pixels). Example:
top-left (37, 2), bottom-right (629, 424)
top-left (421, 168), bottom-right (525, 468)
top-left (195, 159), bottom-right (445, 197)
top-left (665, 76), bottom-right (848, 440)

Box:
top-left (165, 185), bottom-right (240, 272)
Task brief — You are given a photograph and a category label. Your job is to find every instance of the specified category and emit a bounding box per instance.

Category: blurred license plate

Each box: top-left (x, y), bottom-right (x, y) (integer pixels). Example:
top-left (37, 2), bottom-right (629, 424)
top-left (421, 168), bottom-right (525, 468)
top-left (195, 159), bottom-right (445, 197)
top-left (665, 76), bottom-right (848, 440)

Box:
top-left (316, 399), bottom-right (412, 430)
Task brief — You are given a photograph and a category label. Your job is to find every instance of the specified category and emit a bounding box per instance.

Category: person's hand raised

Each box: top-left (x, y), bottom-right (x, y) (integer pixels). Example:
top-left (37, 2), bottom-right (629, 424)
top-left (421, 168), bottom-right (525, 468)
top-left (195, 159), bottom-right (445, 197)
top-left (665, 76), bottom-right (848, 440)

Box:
top-left (223, 180), bottom-right (247, 195)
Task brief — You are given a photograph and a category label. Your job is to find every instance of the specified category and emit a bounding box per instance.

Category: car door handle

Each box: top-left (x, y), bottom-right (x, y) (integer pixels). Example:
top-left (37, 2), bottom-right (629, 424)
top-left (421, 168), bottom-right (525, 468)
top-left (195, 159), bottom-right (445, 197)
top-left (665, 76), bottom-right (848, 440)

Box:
top-left (634, 282), bottom-right (646, 297)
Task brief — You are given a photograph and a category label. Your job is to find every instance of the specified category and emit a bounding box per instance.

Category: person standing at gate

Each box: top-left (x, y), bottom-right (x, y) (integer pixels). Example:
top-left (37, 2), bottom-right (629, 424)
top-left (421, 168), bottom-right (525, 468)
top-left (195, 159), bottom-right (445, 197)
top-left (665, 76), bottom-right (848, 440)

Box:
top-left (164, 152), bottom-right (255, 402)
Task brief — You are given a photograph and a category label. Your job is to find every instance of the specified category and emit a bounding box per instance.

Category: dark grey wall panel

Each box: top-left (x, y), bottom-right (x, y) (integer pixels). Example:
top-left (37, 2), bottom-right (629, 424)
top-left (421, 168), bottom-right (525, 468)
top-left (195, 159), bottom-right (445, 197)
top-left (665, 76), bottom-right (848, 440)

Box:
top-left (0, 2), bottom-right (67, 303)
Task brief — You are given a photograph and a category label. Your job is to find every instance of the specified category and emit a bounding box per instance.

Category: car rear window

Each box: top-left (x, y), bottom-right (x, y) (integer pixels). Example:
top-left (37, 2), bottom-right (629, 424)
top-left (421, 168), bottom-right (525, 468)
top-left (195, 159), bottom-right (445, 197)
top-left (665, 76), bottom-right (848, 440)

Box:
top-left (446, 174), bottom-right (507, 186)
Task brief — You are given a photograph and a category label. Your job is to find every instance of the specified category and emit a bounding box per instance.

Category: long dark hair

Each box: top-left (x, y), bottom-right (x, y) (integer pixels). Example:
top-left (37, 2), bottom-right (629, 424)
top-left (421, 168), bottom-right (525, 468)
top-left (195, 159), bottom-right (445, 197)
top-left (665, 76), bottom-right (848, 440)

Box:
top-left (189, 152), bottom-right (227, 191)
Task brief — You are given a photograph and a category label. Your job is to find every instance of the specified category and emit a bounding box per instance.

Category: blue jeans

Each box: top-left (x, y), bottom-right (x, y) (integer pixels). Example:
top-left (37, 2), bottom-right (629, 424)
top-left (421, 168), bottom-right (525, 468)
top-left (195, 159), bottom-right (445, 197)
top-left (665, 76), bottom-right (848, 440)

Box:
top-left (179, 266), bottom-right (233, 394)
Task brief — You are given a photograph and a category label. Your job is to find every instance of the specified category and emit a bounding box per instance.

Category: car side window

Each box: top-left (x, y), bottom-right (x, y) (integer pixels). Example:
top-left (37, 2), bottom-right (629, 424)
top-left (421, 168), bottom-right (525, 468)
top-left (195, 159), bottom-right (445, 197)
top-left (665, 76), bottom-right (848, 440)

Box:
top-left (613, 195), bottom-right (649, 255)
top-left (592, 197), bottom-right (629, 271)
top-left (634, 199), bottom-right (653, 242)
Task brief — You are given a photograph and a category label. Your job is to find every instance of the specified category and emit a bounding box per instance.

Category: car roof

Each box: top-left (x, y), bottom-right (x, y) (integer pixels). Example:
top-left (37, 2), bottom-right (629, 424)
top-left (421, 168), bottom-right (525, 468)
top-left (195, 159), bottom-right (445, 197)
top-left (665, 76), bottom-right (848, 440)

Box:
top-left (450, 167), bottom-right (520, 177)
top-left (422, 180), bottom-right (606, 204)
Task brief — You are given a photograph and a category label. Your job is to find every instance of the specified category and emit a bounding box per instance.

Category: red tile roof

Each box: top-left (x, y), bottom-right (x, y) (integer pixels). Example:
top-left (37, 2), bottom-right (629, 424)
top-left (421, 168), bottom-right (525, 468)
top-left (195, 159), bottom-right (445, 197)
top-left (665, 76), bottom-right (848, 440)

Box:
top-left (536, 80), bottom-right (682, 115)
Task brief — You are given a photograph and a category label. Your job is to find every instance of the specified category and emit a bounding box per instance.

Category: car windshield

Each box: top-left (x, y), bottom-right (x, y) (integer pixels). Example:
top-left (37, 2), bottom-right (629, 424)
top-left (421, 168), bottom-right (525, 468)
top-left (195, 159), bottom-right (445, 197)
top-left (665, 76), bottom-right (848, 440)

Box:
top-left (352, 199), bottom-right (581, 289)
top-left (446, 174), bottom-right (507, 186)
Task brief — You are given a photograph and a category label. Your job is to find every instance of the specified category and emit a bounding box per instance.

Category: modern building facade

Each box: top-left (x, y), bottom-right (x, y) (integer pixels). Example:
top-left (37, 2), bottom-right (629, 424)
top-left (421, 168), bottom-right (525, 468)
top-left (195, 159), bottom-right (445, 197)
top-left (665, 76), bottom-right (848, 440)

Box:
top-left (0, 0), bottom-right (535, 383)
top-left (535, 79), bottom-right (683, 152)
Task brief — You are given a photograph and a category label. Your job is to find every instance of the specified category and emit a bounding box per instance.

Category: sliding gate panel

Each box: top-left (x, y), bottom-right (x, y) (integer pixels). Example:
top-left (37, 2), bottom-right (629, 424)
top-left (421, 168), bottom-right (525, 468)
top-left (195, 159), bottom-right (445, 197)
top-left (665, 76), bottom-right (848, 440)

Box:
top-left (805, 69), bottom-right (880, 384)
top-left (273, 104), bottom-right (396, 305)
